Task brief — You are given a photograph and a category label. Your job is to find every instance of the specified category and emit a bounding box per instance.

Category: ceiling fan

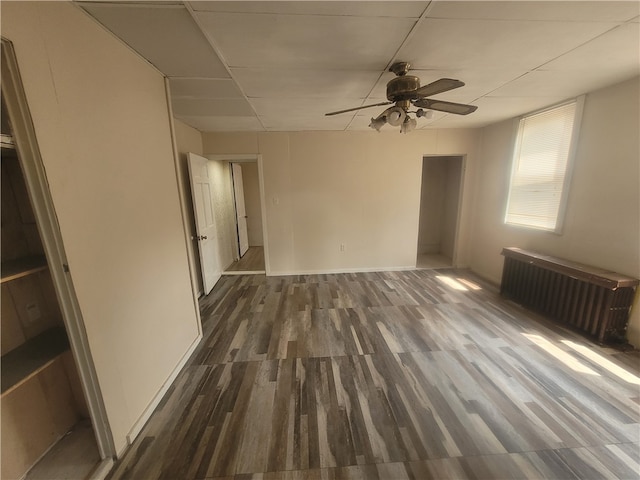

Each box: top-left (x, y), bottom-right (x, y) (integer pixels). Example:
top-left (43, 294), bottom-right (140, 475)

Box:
top-left (325, 62), bottom-right (478, 133)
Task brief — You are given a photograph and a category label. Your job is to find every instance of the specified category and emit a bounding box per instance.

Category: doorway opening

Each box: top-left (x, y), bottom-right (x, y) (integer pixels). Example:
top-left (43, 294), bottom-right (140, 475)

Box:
top-left (186, 154), bottom-right (269, 298)
top-left (224, 161), bottom-right (265, 275)
top-left (416, 155), bottom-right (464, 269)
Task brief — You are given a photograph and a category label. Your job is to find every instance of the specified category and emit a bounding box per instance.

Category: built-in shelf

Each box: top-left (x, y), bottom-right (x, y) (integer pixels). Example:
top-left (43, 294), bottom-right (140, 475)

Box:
top-left (1, 327), bottom-right (70, 396)
top-left (1, 132), bottom-right (15, 149)
top-left (1, 255), bottom-right (48, 283)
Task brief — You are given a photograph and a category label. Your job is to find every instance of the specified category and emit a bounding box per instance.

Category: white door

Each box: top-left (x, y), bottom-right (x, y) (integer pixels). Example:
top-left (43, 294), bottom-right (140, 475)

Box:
top-left (232, 163), bottom-right (249, 257)
top-left (188, 153), bottom-right (221, 294)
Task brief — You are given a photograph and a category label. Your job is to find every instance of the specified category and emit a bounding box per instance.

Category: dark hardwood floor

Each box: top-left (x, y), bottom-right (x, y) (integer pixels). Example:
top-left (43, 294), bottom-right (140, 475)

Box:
top-left (107, 269), bottom-right (640, 479)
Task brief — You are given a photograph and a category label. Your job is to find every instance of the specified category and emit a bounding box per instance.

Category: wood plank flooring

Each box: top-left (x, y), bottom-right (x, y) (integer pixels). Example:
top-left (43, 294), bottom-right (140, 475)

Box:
top-left (107, 269), bottom-right (640, 480)
top-left (225, 247), bottom-right (265, 273)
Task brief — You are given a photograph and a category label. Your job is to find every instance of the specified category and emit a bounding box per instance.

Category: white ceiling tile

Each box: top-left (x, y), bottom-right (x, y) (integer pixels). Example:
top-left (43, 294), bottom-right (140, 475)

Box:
top-left (196, 12), bottom-right (416, 69)
top-left (79, 3), bottom-right (229, 78)
top-left (260, 114), bottom-right (351, 131)
top-left (427, 114), bottom-right (496, 129)
top-left (540, 23), bottom-right (639, 73)
top-left (489, 71), bottom-right (582, 98)
top-left (172, 98), bottom-right (255, 116)
top-left (189, 1), bottom-right (428, 18)
top-left (490, 69), bottom-right (638, 99)
top-left (175, 115), bottom-right (264, 132)
top-left (249, 97), bottom-right (369, 118)
top-left (400, 18), bottom-right (618, 71)
top-left (231, 68), bottom-right (381, 98)
top-left (451, 96), bottom-right (568, 125)
top-left (428, 1), bottom-right (639, 22)
top-left (169, 78), bottom-right (244, 98)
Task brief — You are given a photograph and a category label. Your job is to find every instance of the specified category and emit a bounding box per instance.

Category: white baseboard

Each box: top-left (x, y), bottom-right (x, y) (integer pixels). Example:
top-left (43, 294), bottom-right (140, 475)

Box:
top-left (268, 265), bottom-right (416, 276)
top-left (222, 270), bottom-right (266, 276)
top-left (88, 458), bottom-right (115, 480)
top-left (125, 333), bottom-right (202, 447)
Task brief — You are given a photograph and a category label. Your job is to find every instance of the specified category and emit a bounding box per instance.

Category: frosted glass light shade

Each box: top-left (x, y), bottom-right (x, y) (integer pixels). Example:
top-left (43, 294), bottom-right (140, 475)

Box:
top-left (386, 106), bottom-right (406, 126)
top-left (369, 116), bottom-right (386, 131)
top-left (400, 117), bottom-right (417, 133)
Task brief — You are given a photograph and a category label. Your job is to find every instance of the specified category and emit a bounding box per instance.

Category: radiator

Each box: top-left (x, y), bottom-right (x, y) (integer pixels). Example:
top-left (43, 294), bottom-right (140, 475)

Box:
top-left (500, 248), bottom-right (639, 344)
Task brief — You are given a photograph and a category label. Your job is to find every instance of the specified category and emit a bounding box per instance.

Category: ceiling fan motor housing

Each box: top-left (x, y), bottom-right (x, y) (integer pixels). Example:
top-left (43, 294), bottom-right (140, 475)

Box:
top-left (386, 75), bottom-right (421, 102)
top-left (325, 60), bottom-right (476, 121)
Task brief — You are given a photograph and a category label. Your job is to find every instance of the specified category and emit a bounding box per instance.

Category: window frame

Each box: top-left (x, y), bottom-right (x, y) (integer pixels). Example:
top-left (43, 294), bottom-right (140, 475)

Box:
top-left (504, 96), bottom-right (585, 234)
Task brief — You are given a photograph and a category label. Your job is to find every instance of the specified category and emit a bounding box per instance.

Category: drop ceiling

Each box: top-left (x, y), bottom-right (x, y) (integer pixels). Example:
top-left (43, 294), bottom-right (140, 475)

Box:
top-left (78, 1), bottom-right (639, 132)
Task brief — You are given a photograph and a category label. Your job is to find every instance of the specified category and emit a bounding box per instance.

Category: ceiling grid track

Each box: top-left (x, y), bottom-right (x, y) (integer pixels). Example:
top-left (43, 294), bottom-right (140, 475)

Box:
top-left (75, 1), bottom-right (639, 132)
top-left (482, 20), bottom-right (636, 104)
top-left (183, 2), bottom-right (268, 132)
top-left (345, 1), bottom-right (436, 130)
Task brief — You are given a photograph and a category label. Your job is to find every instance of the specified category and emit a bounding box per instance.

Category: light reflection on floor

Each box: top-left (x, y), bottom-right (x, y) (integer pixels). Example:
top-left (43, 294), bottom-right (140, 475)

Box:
top-left (523, 333), bottom-right (600, 376)
top-left (562, 339), bottom-right (640, 385)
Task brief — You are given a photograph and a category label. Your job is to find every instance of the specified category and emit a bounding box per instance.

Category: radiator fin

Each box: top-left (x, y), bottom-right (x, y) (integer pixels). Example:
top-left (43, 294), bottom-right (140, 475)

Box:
top-left (501, 248), bottom-right (638, 344)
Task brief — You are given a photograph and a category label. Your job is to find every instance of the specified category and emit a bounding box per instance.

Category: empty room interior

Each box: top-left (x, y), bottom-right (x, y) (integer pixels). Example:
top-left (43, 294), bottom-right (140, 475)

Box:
top-left (1, 1), bottom-right (639, 479)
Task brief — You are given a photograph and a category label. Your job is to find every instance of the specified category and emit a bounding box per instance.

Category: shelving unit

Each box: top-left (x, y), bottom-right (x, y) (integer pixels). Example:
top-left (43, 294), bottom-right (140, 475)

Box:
top-left (1, 254), bottom-right (48, 283)
top-left (1, 133), bottom-right (14, 149)
top-left (1, 83), bottom-right (96, 480)
top-left (1, 327), bottom-right (70, 395)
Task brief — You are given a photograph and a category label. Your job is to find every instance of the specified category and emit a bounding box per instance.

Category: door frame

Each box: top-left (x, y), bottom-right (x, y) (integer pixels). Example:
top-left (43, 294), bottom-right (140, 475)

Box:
top-left (1, 39), bottom-right (116, 464)
top-left (206, 154), bottom-right (270, 275)
top-left (418, 154), bottom-right (467, 267)
top-left (230, 162), bottom-right (249, 259)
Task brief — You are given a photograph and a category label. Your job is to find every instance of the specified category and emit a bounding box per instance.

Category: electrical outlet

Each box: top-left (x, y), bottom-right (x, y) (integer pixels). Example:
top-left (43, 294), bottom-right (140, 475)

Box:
top-left (340, 243), bottom-right (346, 252)
top-left (26, 302), bottom-right (42, 324)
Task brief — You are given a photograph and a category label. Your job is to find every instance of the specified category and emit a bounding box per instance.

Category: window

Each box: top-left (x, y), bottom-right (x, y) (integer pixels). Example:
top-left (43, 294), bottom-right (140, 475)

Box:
top-left (505, 98), bottom-right (583, 232)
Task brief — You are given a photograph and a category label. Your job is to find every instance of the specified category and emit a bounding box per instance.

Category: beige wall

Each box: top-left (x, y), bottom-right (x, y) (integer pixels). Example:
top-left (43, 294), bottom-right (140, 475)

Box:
top-left (241, 163), bottom-right (264, 247)
top-left (469, 77), bottom-right (640, 346)
top-left (203, 130), bottom-right (480, 274)
top-left (173, 119), bottom-right (204, 295)
top-left (2, 2), bottom-right (200, 453)
top-left (418, 158), bottom-right (446, 254)
top-left (441, 158), bottom-right (462, 260)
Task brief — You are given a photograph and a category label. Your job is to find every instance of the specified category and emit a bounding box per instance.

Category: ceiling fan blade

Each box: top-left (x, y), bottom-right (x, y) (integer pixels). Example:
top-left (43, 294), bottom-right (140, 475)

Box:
top-left (413, 98), bottom-right (478, 115)
top-left (325, 101), bottom-right (391, 116)
top-left (415, 78), bottom-right (465, 98)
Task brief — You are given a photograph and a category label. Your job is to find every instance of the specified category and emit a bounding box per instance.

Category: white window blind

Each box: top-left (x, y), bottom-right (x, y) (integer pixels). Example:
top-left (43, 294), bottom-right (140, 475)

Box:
top-left (505, 101), bottom-right (579, 232)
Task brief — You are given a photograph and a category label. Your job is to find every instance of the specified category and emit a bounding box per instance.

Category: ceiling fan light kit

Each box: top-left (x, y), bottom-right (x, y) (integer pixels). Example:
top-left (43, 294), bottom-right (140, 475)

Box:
top-left (400, 116), bottom-right (418, 134)
top-left (327, 62), bottom-right (478, 133)
top-left (369, 117), bottom-right (386, 132)
top-left (385, 106), bottom-right (406, 126)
